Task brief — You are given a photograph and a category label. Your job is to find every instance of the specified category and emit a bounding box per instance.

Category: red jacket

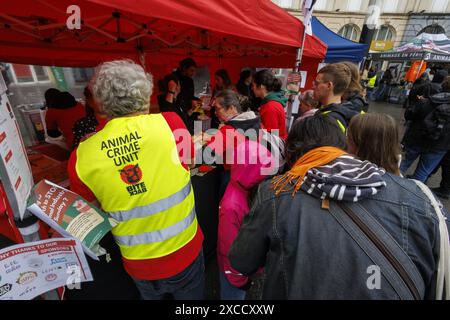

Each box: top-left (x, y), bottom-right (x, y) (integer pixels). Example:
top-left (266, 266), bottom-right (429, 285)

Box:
top-left (45, 102), bottom-right (86, 149)
top-left (259, 101), bottom-right (287, 140)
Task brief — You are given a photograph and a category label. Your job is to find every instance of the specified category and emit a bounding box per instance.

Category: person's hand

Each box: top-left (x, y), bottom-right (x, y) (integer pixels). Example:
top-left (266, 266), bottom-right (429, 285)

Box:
top-left (238, 279), bottom-right (253, 291)
top-left (192, 134), bottom-right (202, 145)
top-left (168, 80), bottom-right (178, 93)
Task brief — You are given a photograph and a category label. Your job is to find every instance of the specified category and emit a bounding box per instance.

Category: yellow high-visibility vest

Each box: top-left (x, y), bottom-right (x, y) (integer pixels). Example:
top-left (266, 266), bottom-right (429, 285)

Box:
top-left (367, 75), bottom-right (377, 88)
top-left (75, 114), bottom-right (197, 260)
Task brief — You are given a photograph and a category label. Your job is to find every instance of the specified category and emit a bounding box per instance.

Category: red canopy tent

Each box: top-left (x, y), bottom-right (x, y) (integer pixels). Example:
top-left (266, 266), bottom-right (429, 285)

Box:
top-left (0, 0), bottom-right (326, 87)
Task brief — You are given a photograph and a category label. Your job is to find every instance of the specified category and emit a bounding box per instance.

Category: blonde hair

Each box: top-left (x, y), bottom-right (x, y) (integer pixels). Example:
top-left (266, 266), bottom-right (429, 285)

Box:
top-left (338, 61), bottom-right (364, 98)
top-left (318, 63), bottom-right (352, 95)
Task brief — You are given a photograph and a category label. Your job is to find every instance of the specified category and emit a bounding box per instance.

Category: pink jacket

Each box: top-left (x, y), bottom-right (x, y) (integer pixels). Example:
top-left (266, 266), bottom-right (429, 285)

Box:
top-left (217, 139), bottom-right (275, 288)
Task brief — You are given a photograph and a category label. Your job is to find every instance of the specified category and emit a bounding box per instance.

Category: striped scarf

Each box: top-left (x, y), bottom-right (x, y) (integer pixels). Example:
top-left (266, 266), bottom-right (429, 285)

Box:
top-left (273, 149), bottom-right (387, 202)
top-left (273, 147), bottom-right (347, 196)
top-left (301, 155), bottom-right (387, 202)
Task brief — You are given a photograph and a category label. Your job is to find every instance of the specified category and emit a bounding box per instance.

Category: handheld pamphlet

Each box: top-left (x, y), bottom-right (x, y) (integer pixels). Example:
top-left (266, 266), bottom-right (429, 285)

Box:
top-left (27, 180), bottom-right (115, 260)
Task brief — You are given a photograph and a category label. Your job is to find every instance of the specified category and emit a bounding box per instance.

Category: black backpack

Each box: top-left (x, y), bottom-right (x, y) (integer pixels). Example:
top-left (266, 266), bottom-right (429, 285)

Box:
top-left (422, 93), bottom-right (450, 141)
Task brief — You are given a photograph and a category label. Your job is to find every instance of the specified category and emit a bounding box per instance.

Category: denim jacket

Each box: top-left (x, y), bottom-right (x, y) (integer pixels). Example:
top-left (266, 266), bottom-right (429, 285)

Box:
top-left (229, 172), bottom-right (449, 299)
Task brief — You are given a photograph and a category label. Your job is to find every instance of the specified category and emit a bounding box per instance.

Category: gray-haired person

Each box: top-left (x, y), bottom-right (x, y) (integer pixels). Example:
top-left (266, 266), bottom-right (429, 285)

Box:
top-left (68, 60), bottom-right (205, 300)
top-left (295, 90), bottom-right (319, 123)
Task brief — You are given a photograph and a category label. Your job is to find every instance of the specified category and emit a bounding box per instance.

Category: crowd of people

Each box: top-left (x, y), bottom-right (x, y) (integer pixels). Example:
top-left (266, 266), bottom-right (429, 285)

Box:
top-left (39, 58), bottom-right (449, 300)
top-left (401, 68), bottom-right (450, 199)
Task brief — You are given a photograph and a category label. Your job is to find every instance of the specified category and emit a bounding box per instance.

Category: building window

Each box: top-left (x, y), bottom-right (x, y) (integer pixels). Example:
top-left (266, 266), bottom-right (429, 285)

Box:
top-left (9, 64), bottom-right (50, 84)
top-left (347, 0), bottom-right (362, 12)
top-left (72, 68), bottom-right (94, 84)
top-left (418, 24), bottom-right (446, 35)
top-left (274, 0), bottom-right (293, 8)
top-left (33, 66), bottom-right (49, 82)
top-left (374, 25), bottom-right (395, 42)
top-left (313, 0), bottom-right (327, 10)
top-left (382, 0), bottom-right (399, 13)
top-left (431, 0), bottom-right (449, 13)
top-left (338, 24), bottom-right (360, 41)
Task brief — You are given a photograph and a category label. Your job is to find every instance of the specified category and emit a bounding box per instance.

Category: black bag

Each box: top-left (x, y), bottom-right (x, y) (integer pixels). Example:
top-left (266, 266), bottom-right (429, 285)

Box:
top-left (422, 102), bottom-right (450, 141)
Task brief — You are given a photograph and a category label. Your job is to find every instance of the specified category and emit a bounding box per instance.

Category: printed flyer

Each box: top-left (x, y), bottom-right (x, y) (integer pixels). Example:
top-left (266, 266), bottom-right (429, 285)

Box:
top-left (0, 92), bottom-right (34, 219)
top-left (27, 180), bottom-right (115, 260)
top-left (0, 238), bottom-right (92, 300)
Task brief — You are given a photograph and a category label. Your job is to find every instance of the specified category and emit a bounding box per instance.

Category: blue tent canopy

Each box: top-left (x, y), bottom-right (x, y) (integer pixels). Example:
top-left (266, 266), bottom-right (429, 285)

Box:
top-left (312, 17), bottom-right (368, 63)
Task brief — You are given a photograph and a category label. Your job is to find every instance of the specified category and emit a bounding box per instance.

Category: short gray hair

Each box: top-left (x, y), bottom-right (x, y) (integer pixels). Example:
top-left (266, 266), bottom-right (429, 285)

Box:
top-left (92, 60), bottom-right (153, 117)
top-left (215, 90), bottom-right (242, 113)
top-left (300, 90), bottom-right (318, 109)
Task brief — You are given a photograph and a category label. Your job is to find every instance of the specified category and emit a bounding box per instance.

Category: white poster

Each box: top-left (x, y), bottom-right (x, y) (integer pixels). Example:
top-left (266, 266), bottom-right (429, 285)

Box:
top-left (299, 71), bottom-right (307, 89)
top-left (0, 238), bottom-right (93, 300)
top-left (317, 63), bottom-right (327, 72)
top-left (0, 92), bottom-right (33, 219)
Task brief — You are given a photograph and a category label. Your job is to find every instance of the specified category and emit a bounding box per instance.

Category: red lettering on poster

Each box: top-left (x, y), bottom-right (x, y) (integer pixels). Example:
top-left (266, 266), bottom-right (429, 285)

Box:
top-left (5, 150), bottom-right (12, 163)
top-left (14, 176), bottom-right (21, 190)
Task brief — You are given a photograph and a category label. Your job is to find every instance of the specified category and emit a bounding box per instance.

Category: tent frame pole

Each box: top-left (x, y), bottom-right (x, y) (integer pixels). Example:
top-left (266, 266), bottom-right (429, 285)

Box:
top-left (286, 20), bottom-right (308, 132)
top-left (296, 28), bottom-right (308, 72)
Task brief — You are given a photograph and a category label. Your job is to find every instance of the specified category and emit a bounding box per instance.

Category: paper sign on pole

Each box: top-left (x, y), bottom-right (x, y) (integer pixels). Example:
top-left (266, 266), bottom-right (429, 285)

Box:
top-left (0, 238), bottom-right (93, 300)
top-left (286, 71), bottom-right (308, 94)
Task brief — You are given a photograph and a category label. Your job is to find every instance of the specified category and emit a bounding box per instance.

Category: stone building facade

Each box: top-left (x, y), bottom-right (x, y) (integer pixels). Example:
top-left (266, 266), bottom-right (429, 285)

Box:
top-left (273, 0), bottom-right (450, 48)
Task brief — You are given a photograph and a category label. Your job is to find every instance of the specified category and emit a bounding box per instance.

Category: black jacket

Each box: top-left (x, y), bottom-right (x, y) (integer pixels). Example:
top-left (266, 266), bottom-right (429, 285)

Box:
top-left (157, 94), bottom-right (188, 123)
top-left (157, 94), bottom-right (199, 134)
top-left (316, 102), bottom-right (361, 131)
top-left (409, 70), bottom-right (448, 104)
top-left (381, 69), bottom-right (394, 84)
top-left (403, 92), bottom-right (450, 151)
top-left (236, 81), bottom-right (259, 112)
top-left (226, 114), bottom-right (261, 132)
top-left (236, 81), bottom-right (252, 99)
top-left (344, 91), bottom-right (369, 112)
top-left (173, 69), bottom-right (195, 112)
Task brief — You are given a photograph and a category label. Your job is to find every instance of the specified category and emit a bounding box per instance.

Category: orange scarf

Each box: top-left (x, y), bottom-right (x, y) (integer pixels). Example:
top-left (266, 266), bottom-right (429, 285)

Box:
top-left (273, 146), bottom-right (347, 196)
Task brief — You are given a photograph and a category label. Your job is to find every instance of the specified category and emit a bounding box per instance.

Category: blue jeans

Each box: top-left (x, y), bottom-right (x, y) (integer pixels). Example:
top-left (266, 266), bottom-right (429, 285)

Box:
top-left (220, 272), bottom-right (246, 300)
top-left (374, 83), bottom-right (391, 101)
top-left (133, 251), bottom-right (205, 300)
top-left (400, 145), bottom-right (447, 182)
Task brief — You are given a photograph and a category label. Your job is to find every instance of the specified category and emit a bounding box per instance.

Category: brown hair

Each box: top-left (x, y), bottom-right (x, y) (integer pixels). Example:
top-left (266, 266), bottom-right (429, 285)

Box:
top-left (348, 113), bottom-right (401, 175)
top-left (318, 63), bottom-right (351, 95)
top-left (338, 61), bottom-right (364, 98)
top-left (442, 76), bottom-right (450, 92)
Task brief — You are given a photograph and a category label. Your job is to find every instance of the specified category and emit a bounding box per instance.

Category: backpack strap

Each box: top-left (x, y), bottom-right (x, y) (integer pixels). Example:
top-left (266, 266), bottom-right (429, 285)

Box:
top-left (412, 180), bottom-right (450, 300)
top-left (328, 201), bottom-right (425, 299)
